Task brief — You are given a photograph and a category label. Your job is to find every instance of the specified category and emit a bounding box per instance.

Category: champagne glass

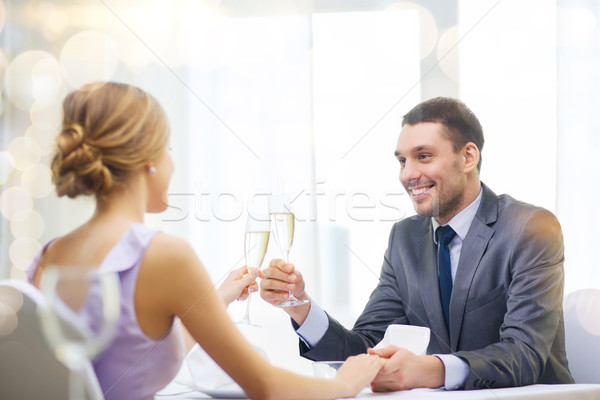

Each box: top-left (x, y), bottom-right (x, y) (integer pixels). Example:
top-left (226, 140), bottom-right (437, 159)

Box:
top-left (268, 194), bottom-right (309, 307)
top-left (38, 265), bottom-right (120, 400)
top-left (238, 213), bottom-right (270, 326)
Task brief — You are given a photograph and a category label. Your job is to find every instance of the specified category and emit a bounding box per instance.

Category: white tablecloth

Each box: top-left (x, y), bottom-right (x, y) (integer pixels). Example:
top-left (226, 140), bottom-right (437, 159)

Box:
top-left (156, 383), bottom-right (600, 400)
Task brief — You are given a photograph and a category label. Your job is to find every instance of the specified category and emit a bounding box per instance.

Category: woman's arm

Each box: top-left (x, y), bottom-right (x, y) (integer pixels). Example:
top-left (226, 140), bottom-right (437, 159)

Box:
top-left (144, 234), bottom-right (383, 400)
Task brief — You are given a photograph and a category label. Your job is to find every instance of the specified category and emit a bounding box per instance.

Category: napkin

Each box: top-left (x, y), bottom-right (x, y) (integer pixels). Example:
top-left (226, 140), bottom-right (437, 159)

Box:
top-left (373, 324), bottom-right (430, 355)
top-left (181, 343), bottom-right (269, 392)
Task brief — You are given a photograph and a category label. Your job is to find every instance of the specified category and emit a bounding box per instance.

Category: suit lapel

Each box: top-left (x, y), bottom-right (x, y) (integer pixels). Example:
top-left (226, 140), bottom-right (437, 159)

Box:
top-left (449, 184), bottom-right (498, 350)
top-left (415, 219), bottom-right (451, 352)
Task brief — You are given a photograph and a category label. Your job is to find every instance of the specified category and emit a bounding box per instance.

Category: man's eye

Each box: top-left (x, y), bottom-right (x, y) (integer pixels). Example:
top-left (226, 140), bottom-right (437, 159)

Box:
top-left (418, 154), bottom-right (431, 160)
top-left (398, 159), bottom-right (406, 166)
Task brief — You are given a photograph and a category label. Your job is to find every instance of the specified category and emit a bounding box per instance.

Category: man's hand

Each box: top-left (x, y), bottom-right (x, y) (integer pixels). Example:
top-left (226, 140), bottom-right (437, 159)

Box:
top-left (367, 346), bottom-right (445, 392)
top-left (260, 259), bottom-right (311, 324)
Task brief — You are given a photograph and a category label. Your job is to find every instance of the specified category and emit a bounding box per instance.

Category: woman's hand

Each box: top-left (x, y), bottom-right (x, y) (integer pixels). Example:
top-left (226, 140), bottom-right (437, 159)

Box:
top-left (367, 346), bottom-right (445, 391)
top-left (216, 266), bottom-right (262, 306)
top-left (334, 354), bottom-right (385, 397)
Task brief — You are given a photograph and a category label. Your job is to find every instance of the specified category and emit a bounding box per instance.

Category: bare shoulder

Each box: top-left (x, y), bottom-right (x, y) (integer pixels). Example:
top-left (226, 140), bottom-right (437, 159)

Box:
top-left (144, 233), bottom-right (199, 268)
top-left (139, 233), bottom-right (207, 290)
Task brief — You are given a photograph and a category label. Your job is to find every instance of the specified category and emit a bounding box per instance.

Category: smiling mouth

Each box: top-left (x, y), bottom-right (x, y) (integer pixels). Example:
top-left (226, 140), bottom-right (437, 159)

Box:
top-left (409, 185), bottom-right (434, 196)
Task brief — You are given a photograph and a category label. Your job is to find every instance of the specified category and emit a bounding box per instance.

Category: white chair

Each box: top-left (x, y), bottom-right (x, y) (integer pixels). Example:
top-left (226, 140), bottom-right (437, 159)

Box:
top-left (0, 279), bottom-right (104, 399)
top-left (563, 288), bottom-right (600, 384)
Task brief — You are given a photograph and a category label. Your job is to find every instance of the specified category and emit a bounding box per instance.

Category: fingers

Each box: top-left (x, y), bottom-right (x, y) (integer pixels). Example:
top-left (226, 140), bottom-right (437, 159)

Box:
top-left (337, 354), bottom-right (386, 395)
top-left (235, 269), bottom-right (260, 301)
top-left (259, 285), bottom-right (292, 305)
top-left (371, 377), bottom-right (400, 392)
top-left (230, 265), bottom-right (248, 280)
top-left (347, 353), bottom-right (385, 369)
top-left (236, 287), bottom-right (249, 302)
top-left (247, 280), bottom-right (259, 294)
top-left (266, 258), bottom-right (294, 273)
top-left (260, 261), bottom-right (298, 305)
top-left (367, 345), bottom-right (400, 359)
top-left (263, 263), bottom-right (297, 283)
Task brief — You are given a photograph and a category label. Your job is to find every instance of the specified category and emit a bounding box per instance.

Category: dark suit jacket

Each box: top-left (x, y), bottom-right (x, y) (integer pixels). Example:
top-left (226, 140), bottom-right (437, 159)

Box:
top-left (300, 183), bottom-right (573, 389)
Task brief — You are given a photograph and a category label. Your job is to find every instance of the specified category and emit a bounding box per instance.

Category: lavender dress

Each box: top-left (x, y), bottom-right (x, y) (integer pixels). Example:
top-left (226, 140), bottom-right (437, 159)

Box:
top-left (28, 223), bottom-right (185, 400)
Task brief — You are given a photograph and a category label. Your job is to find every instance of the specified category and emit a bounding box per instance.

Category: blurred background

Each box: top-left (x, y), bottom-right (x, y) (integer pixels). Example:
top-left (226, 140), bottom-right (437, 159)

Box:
top-left (1, 0), bottom-right (599, 370)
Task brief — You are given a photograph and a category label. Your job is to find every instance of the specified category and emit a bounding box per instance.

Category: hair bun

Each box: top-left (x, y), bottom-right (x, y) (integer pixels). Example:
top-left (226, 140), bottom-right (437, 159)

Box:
top-left (52, 123), bottom-right (114, 198)
top-left (51, 82), bottom-right (170, 200)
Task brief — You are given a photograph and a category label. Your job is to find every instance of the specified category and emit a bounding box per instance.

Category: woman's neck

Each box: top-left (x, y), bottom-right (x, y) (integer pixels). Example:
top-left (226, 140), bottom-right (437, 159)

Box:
top-left (93, 176), bottom-right (147, 224)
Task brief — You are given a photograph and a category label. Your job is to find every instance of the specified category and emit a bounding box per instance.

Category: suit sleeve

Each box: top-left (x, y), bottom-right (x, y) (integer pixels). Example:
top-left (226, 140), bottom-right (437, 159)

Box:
top-left (299, 223), bottom-right (409, 361)
top-left (455, 209), bottom-right (568, 389)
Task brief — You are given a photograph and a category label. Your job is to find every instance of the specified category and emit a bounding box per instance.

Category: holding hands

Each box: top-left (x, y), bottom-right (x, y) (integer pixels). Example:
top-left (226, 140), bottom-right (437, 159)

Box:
top-left (367, 346), bottom-right (445, 391)
top-left (335, 354), bottom-right (386, 396)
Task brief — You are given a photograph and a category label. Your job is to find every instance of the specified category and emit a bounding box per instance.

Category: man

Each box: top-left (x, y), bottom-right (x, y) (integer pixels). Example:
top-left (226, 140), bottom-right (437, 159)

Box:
top-left (260, 97), bottom-right (574, 391)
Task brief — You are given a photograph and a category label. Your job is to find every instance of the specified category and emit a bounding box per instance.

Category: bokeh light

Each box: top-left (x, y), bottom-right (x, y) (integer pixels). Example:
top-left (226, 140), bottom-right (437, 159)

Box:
top-left (4, 51), bottom-right (61, 111)
top-left (110, 19), bottom-right (155, 70)
top-left (9, 268), bottom-right (28, 281)
top-left (36, 2), bottom-right (70, 42)
top-left (31, 57), bottom-right (63, 105)
top-left (21, 164), bottom-right (54, 198)
top-left (30, 94), bottom-right (64, 130)
top-left (386, 1), bottom-right (438, 59)
top-left (108, 1), bottom-right (191, 69)
top-left (0, 0), bottom-right (5, 35)
top-left (0, 151), bottom-right (14, 185)
top-left (437, 25), bottom-right (460, 82)
top-left (25, 124), bottom-right (58, 156)
top-left (7, 137), bottom-right (41, 171)
top-left (0, 187), bottom-right (33, 220)
top-left (0, 48), bottom-right (7, 93)
top-left (9, 238), bottom-right (41, 271)
top-left (0, 303), bottom-right (18, 336)
top-left (60, 30), bottom-right (119, 89)
top-left (0, 285), bottom-right (24, 314)
top-left (10, 209), bottom-right (45, 241)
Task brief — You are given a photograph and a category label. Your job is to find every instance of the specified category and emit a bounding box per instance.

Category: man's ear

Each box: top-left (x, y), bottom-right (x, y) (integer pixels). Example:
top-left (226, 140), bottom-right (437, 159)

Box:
top-left (462, 142), bottom-right (480, 174)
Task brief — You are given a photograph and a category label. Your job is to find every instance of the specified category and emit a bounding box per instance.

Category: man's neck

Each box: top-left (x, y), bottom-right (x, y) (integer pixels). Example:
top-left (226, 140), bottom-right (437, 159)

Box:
top-left (435, 179), bottom-right (481, 225)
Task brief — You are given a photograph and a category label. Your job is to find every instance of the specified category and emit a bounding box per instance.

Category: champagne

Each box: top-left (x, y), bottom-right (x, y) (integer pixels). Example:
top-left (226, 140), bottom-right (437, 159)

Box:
top-left (244, 231), bottom-right (270, 269)
top-left (270, 213), bottom-right (294, 256)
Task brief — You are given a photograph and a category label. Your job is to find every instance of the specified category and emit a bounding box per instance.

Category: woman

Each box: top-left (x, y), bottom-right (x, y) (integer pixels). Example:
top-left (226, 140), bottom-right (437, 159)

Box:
top-left (27, 82), bottom-right (383, 400)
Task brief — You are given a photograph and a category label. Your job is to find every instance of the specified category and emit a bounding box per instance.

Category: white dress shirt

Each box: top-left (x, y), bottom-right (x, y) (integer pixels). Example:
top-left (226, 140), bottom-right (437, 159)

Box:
top-left (296, 187), bottom-right (483, 390)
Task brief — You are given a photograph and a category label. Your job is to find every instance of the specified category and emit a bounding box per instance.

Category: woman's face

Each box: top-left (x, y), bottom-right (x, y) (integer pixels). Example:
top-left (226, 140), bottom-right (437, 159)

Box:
top-left (146, 147), bottom-right (174, 213)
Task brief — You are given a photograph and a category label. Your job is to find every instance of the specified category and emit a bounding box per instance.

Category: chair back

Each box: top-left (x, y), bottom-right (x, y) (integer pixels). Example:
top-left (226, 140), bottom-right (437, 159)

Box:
top-left (0, 279), bottom-right (104, 399)
top-left (563, 288), bottom-right (600, 384)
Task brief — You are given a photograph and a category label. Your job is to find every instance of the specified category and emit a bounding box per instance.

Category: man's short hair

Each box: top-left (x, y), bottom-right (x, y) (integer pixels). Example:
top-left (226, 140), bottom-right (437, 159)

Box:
top-left (402, 97), bottom-right (484, 171)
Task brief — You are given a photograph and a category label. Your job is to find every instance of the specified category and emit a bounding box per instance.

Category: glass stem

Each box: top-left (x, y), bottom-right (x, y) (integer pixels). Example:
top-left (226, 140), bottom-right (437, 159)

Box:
top-left (242, 292), bottom-right (252, 324)
top-left (285, 251), bottom-right (298, 301)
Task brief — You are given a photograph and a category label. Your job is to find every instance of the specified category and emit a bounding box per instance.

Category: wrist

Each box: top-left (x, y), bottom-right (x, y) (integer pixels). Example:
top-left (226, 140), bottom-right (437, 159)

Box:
top-left (425, 355), bottom-right (445, 388)
top-left (215, 286), bottom-right (228, 305)
top-left (332, 375), bottom-right (357, 398)
top-left (287, 297), bottom-right (311, 325)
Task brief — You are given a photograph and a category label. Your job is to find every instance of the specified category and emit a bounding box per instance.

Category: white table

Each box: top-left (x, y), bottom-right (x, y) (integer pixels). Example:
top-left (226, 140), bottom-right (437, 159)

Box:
top-left (156, 383), bottom-right (600, 400)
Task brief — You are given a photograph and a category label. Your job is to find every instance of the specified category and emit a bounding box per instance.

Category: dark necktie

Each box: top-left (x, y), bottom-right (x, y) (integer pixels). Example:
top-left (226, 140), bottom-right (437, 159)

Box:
top-left (436, 225), bottom-right (456, 331)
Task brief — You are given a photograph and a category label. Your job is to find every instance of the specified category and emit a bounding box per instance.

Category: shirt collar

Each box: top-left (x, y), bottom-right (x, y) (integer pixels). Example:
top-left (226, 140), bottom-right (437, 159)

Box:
top-left (432, 187), bottom-right (483, 244)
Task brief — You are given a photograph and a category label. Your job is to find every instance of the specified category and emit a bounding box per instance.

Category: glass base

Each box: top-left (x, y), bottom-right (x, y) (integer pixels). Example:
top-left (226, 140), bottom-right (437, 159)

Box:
top-left (276, 298), bottom-right (309, 308)
top-left (235, 318), bottom-right (261, 328)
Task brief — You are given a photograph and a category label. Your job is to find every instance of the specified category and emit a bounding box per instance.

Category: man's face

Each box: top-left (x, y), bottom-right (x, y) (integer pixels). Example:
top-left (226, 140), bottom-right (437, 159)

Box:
top-left (395, 122), bottom-right (467, 224)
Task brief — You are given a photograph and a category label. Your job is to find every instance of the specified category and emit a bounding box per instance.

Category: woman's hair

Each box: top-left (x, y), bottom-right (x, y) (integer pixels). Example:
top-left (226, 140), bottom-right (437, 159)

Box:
top-left (51, 82), bottom-right (170, 199)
